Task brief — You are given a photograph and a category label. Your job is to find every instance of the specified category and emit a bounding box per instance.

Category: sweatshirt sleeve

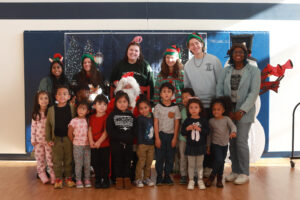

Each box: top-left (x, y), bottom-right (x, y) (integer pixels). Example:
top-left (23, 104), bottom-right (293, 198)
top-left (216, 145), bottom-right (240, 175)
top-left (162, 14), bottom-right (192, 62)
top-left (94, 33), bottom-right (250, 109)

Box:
top-left (184, 66), bottom-right (192, 88)
top-left (227, 117), bottom-right (237, 133)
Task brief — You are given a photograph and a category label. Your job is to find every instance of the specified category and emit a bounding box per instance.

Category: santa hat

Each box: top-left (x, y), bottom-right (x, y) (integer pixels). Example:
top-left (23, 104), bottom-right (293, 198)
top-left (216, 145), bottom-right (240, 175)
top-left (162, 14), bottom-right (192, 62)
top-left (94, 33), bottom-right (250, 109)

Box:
top-left (49, 53), bottom-right (63, 63)
top-left (187, 32), bottom-right (205, 47)
top-left (164, 45), bottom-right (181, 59)
top-left (81, 53), bottom-right (96, 63)
top-left (115, 72), bottom-right (141, 96)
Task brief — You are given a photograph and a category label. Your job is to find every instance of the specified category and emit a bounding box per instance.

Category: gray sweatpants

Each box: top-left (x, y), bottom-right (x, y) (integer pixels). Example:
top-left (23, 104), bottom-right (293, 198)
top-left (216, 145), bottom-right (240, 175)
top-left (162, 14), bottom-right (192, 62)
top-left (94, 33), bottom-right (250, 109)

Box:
top-left (187, 155), bottom-right (204, 181)
top-left (73, 145), bottom-right (91, 181)
top-left (178, 140), bottom-right (187, 177)
top-left (229, 122), bottom-right (252, 175)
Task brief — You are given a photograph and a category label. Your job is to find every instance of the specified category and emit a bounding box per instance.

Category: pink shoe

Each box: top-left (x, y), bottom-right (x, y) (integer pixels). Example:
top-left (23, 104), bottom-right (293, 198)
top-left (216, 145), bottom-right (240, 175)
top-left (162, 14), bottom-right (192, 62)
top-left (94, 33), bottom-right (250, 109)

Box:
top-left (50, 173), bottom-right (56, 184)
top-left (39, 173), bottom-right (49, 184)
top-left (84, 180), bottom-right (92, 188)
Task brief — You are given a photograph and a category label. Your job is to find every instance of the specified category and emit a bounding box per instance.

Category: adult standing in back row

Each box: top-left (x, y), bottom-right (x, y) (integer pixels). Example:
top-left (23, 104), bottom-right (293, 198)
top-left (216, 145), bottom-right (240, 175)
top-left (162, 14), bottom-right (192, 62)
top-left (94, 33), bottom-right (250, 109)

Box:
top-left (184, 32), bottom-right (223, 177)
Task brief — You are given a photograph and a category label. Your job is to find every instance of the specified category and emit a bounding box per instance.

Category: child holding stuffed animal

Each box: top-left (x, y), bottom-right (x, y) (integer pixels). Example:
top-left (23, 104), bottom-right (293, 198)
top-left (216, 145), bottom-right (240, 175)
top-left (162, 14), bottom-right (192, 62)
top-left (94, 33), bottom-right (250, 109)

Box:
top-left (181, 97), bottom-right (209, 190)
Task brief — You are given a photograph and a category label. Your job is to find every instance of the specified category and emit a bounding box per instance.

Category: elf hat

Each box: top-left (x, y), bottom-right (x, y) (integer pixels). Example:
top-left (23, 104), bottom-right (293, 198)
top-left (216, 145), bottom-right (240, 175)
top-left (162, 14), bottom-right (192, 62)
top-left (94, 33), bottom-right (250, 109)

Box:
top-left (187, 32), bottom-right (205, 47)
top-left (81, 53), bottom-right (96, 63)
top-left (164, 45), bottom-right (181, 59)
top-left (49, 53), bottom-right (63, 63)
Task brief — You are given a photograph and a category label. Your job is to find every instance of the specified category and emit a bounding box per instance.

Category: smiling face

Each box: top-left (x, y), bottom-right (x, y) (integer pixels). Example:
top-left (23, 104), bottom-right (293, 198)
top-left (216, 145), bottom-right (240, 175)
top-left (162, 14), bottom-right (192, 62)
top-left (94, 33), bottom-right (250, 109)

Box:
top-left (55, 87), bottom-right (70, 107)
top-left (51, 62), bottom-right (63, 78)
top-left (212, 103), bottom-right (225, 119)
top-left (138, 102), bottom-right (150, 117)
top-left (127, 44), bottom-right (140, 64)
top-left (188, 38), bottom-right (203, 55)
top-left (38, 93), bottom-right (49, 109)
top-left (182, 92), bottom-right (192, 107)
top-left (165, 54), bottom-right (177, 68)
top-left (232, 47), bottom-right (245, 63)
top-left (83, 58), bottom-right (92, 72)
top-left (94, 101), bottom-right (107, 115)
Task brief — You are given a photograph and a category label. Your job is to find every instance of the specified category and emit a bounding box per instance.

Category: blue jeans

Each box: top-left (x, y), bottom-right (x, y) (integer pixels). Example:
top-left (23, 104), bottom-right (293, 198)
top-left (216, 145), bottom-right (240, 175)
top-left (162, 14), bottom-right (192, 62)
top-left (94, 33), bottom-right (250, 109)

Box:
top-left (230, 122), bottom-right (251, 175)
top-left (155, 132), bottom-right (175, 177)
top-left (211, 143), bottom-right (228, 175)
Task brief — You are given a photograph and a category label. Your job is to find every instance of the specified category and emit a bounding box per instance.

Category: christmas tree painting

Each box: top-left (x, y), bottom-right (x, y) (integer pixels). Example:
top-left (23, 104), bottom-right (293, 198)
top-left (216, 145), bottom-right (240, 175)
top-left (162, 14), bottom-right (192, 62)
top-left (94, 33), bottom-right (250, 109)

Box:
top-left (65, 36), bottom-right (81, 81)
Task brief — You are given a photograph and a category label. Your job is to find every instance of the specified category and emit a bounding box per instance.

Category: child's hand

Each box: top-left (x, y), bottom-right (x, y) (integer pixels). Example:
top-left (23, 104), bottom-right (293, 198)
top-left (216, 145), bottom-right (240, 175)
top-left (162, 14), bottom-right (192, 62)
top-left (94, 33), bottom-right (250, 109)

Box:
top-left (155, 138), bottom-right (161, 148)
top-left (90, 141), bottom-right (95, 148)
top-left (186, 125), bottom-right (194, 131)
top-left (206, 147), bottom-right (211, 155)
top-left (229, 132), bottom-right (237, 139)
top-left (95, 141), bottom-right (102, 149)
top-left (168, 112), bottom-right (175, 119)
top-left (48, 141), bottom-right (54, 146)
top-left (194, 126), bottom-right (201, 132)
top-left (171, 138), bottom-right (177, 148)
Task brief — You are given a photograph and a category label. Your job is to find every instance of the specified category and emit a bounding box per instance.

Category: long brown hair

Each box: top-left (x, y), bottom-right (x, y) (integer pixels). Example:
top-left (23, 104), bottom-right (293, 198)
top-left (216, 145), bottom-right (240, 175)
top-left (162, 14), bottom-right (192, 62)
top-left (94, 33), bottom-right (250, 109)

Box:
top-left (78, 57), bottom-right (104, 88)
top-left (32, 91), bottom-right (51, 121)
top-left (123, 42), bottom-right (145, 65)
top-left (160, 54), bottom-right (183, 79)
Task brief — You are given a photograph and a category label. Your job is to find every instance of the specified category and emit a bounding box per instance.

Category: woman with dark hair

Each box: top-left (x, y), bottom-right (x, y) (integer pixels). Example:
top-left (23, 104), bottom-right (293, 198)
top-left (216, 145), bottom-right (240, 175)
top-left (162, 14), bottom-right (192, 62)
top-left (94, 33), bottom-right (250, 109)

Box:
top-left (110, 36), bottom-right (155, 99)
top-left (38, 53), bottom-right (69, 102)
top-left (73, 54), bottom-right (108, 99)
top-left (216, 43), bottom-right (261, 185)
top-left (153, 45), bottom-right (184, 105)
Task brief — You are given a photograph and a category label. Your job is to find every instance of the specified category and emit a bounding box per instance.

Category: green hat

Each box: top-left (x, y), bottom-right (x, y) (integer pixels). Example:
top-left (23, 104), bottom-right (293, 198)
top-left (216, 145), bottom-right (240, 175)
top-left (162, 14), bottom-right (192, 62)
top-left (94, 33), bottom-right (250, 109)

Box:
top-left (164, 45), bottom-right (181, 59)
top-left (81, 53), bottom-right (95, 63)
top-left (187, 32), bottom-right (204, 47)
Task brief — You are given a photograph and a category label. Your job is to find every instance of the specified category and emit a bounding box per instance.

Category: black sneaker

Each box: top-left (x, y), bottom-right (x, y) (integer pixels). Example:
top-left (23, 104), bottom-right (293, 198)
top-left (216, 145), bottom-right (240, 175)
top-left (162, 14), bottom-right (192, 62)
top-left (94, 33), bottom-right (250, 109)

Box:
top-left (179, 176), bottom-right (187, 184)
top-left (156, 176), bottom-right (163, 186)
top-left (95, 179), bottom-right (102, 189)
top-left (163, 175), bottom-right (174, 185)
top-left (102, 177), bottom-right (110, 189)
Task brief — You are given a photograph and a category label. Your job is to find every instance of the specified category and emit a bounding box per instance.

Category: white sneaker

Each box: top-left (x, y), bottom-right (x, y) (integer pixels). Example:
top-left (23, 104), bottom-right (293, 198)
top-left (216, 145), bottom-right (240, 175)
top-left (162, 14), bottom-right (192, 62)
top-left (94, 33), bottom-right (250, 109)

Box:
top-left (225, 172), bottom-right (239, 182)
top-left (187, 180), bottom-right (195, 190)
top-left (143, 178), bottom-right (154, 186)
top-left (198, 180), bottom-right (206, 190)
top-left (234, 174), bottom-right (249, 185)
top-left (203, 167), bottom-right (212, 178)
top-left (135, 179), bottom-right (144, 188)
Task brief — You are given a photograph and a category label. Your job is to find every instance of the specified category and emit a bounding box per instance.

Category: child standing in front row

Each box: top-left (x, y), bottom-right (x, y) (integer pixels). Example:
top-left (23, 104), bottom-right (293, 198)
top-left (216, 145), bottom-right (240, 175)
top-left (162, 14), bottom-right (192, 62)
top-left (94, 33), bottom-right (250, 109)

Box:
top-left (205, 97), bottom-right (237, 188)
top-left (88, 94), bottom-right (110, 189)
top-left (31, 91), bottom-right (55, 184)
top-left (134, 96), bottom-right (155, 188)
top-left (181, 98), bottom-right (209, 190)
top-left (68, 100), bottom-right (91, 188)
top-left (106, 91), bottom-right (136, 190)
top-left (154, 82), bottom-right (181, 186)
top-left (178, 88), bottom-right (195, 184)
top-left (46, 85), bottom-right (76, 189)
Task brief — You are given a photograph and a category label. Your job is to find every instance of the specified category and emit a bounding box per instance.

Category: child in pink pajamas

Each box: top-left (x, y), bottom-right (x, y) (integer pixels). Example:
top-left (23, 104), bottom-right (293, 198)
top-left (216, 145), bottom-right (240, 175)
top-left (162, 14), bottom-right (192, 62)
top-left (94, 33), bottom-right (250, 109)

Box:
top-left (31, 91), bottom-right (55, 184)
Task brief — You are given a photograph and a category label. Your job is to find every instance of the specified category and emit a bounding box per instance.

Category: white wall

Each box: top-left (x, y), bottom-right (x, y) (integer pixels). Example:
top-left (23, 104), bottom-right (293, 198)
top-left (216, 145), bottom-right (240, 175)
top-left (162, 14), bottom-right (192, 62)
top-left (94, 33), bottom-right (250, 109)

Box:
top-left (1, 1), bottom-right (300, 154)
